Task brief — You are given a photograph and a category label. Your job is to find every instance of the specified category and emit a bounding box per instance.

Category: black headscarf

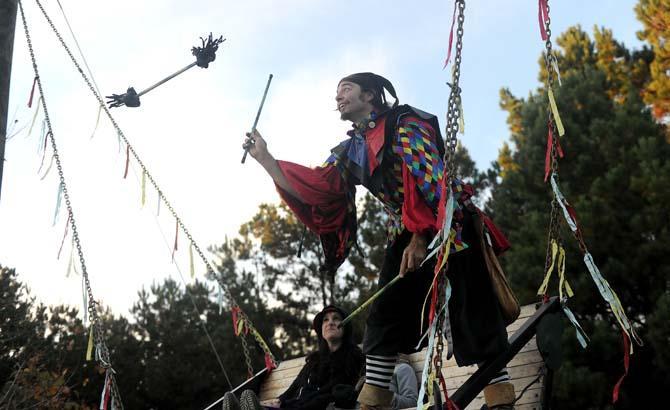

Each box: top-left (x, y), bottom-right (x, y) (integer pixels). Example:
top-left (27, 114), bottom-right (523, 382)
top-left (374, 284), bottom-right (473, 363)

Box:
top-left (339, 72), bottom-right (399, 109)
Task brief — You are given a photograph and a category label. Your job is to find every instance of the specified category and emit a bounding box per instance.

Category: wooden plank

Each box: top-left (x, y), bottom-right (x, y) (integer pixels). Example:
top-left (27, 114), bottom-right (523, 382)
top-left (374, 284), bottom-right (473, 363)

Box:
top-left (259, 303), bottom-right (544, 408)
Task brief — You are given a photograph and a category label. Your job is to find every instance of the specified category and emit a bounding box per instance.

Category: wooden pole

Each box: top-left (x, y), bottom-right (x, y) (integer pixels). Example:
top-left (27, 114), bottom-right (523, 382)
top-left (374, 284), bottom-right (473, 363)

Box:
top-left (0, 0), bottom-right (18, 202)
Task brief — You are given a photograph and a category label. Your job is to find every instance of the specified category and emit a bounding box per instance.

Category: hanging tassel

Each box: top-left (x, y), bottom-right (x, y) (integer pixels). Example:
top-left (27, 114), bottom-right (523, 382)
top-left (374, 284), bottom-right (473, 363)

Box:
top-left (157, 193), bottom-right (161, 216)
top-left (171, 219), bottom-right (179, 261)
top-left (28, 76), bottom-right (38, 107)
top-left (141, 171), bottom-right (146, 207)
top-left (551, 55), bottom-right (563, 86)
top-left (538, 0), bottom-right (549, 41)
top-left (57, 214), bottom-right (71, 259)
top-left (417, 319), bottom-right (439, 409)
top-left (90, 104), bottom-right (103, 139)
top-left (53, 182), bottom-right (64, 226)
top-left (65, 242), bottom-right (74, 277)
top-left (544, 126), bottom-right (553, 182)
top-left (232, 306), bottom-right (241, 335)
top-left (218, 285), bottom-right (224, 314)
top-left (537, 240), bottom-right (558, 296)
top-left (39, 155), bottom-right (55, 181)
top-left (443, 1), bottom-right (458, 68)
top-left (116, 130), bottom-right (122, 153)
top-left (458, 102), bottom-right (465, 134)
top-left (189, 242), bottom-right (195, 278)
top-left (82, 273), bottom-right (88, 324)
top-left (612, 331), bottom-right (631, 403)
top-left (99, 369), bottom-right (112, 410)
top-left (557, 246), bottom-right (574, 301)
top-left (38, 131), bottom-right (51, 174)
top-left (561, 303), bottom-right (589, 348)
top-left (264, 353), bottom-right (277, 373)
top-left (86, 326), bottom-right (94, 360)
top-left (123, 144), bottom-right (130, 178)
top-left (547, 87), bottom-right (565, 136)
top-left (27, 97), bottom-right (42, 136)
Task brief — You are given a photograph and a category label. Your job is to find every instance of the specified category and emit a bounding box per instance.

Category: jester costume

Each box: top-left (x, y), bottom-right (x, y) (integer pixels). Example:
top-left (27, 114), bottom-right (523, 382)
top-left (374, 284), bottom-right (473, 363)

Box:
top-left (273, 73), bottom-right (515, 408)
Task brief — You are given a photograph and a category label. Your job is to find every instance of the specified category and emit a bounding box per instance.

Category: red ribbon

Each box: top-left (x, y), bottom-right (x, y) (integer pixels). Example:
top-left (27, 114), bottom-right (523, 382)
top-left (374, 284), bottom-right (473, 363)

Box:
top-left (123, 144), bottom-right (130, 179)
top-left (443, 2), bottom-right (458, 68)
top-left (428, 274), bottom-right (439, 325)
top-left (544, 124), bottom-right (565, 182)
top-left (232, 306), bottom-right (241, 335)
top-left (264, 353), bottom-right (277, 374)
top-left (544, 127), bottom-right (553, 182)
top-left (538, 0), bottom-right (549, 41)
top-left (102, 374), bottom-right (112, 409)
top-left (28, 76), bottom-right (37, 108)
top-left (612, 331), bottom-right (631, 403)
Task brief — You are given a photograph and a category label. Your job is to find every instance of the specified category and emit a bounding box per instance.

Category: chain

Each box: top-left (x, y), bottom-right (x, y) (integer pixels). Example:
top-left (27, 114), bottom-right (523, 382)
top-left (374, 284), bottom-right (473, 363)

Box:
top-left (239, 334), bottom-right (255, 379)
top-left (425, 0), bottom-right (466, 400)
top-left (31, 0), bottom-right (276, 366)
top-left (443, 0), bottom-right (466, 182)
top-left (541, 0), bottom-right (566, 288)
top-left (18, 1), bottom-right (123, 407)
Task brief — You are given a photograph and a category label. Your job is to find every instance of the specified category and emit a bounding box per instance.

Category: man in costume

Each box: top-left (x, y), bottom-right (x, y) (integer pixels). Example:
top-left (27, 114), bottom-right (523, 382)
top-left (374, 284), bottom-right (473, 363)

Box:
top-left (245, 72), bottom-right (517, 409)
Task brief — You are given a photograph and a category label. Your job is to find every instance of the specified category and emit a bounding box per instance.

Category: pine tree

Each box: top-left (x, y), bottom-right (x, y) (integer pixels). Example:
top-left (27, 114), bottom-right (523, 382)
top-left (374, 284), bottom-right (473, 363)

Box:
top-left (489, 25), bottom-right (670, 408)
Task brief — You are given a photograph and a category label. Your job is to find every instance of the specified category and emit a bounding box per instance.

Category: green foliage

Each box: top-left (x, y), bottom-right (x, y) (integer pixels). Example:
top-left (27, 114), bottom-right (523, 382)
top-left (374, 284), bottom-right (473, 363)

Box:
top-left (490, 24), bottom-right (669, 408)
top-left (636, 0), bottom-right (670, 121)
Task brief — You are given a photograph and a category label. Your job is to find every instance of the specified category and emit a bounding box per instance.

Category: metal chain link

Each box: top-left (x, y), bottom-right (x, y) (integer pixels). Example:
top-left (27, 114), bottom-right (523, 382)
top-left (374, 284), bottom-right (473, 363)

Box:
top-left (239, 334), bottom-right (255, 378)
top-left (425, 0), bottom-right (466, 399)
top-left (31, 0), bottom-right (277, 367)
top-left (18, 1), bottom-right (124, 407)
top-left (541, 0), bottom-right (569, 283)
top-left (443, 0), bottom-right (466, 181)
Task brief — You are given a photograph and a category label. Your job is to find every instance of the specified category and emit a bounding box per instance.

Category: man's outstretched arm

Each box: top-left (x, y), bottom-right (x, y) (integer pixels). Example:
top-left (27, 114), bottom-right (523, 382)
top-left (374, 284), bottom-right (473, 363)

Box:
top-left (244, 129), bottom-right (304, 201)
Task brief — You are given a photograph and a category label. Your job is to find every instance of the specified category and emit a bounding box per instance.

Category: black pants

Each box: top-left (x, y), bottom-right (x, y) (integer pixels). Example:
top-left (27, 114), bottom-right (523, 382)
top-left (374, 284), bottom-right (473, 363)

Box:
top-left (362, 211), bottom-right (509, 366)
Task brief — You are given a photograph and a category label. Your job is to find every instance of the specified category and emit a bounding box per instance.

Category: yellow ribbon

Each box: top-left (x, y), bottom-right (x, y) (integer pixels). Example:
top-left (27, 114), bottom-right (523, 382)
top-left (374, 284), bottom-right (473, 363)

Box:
top-left (548, 87), bottom-right (565, 136)
top-left (236, 318), bottom-right (245, 336)
top-left (557, 246), bottom-right (574, 300)
top-left (458, 103), bottom-right (465, 134)
top-left (86, 326), bottom-right (94, 361)
top-left (537, 240), bottom-right (558, 295)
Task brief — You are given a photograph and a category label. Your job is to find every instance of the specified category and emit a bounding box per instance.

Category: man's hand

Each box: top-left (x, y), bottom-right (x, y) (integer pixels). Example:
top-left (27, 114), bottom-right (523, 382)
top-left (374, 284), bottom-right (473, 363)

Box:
top-left (244, 129), bottom-right (271, 165)
top-left (399, 233), bottom-right (428, 277)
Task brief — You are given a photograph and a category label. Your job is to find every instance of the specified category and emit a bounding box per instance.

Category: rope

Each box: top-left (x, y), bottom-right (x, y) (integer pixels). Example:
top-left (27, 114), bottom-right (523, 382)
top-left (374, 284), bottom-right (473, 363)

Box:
top-left (31, 0), bottom-right (277, 366)
top-left (17, 1), bottom-right (124, 407)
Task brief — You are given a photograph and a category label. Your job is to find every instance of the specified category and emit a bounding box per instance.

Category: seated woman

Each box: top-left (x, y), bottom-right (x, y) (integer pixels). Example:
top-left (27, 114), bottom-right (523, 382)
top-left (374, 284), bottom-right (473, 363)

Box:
top-left (274, 305), bottom-right (364, 409)
top-left (226, 305), bottom-right (364, 410)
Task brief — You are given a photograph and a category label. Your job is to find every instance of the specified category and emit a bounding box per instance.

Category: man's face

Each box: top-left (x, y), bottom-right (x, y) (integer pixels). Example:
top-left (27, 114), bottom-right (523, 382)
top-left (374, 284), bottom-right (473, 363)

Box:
top-left (321, 311), bottom-right (344, 342)
top-left (336, 81), bottom-right (373, 122)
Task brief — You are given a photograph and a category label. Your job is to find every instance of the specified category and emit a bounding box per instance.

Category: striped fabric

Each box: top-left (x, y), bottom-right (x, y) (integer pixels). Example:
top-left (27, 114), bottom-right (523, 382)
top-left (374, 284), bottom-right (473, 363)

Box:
top-left (365, 354), bottom-right (398, 389)
top-left (479, 364), bottom-right (511, 385)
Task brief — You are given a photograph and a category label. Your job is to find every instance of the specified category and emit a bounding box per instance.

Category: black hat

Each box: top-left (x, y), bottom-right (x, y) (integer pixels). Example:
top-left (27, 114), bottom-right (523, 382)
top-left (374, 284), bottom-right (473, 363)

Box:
top-left (339, 72), bottom-right (399, 108)
top-left (313, 305), bottom-right (348, 337)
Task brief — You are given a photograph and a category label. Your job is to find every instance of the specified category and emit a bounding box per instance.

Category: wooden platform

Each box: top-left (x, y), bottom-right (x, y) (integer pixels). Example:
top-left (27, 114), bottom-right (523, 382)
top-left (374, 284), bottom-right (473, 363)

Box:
top-left (259, 304), bottom-right (545, 409)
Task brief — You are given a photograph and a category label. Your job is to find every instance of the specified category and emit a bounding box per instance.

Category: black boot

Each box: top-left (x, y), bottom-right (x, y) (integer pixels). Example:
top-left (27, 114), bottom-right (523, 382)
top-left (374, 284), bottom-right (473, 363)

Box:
top-left (240, 389), bottom-right (264, 410)
top-left (222, 392), bottom-right (241, 410)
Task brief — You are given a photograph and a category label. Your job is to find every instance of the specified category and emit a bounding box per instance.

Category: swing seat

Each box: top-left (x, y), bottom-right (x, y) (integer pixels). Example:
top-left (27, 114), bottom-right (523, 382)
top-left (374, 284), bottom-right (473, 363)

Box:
top-left (258, 303), bottom-right (547, 410)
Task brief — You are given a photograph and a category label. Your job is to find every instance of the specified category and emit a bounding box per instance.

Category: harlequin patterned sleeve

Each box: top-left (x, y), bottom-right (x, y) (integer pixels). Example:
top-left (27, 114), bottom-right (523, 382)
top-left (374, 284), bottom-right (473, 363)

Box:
top-left (393, 117), bottom-right (445, 237)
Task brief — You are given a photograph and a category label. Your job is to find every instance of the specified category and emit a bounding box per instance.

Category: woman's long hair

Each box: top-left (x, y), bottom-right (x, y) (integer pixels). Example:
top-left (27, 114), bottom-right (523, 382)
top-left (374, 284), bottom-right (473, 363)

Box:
top-left (304, 320), bottom-right (363, 385)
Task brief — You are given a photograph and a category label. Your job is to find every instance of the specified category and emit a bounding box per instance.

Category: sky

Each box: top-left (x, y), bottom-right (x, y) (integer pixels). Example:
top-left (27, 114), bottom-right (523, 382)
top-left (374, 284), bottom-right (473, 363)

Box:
top-left (1, 0), bottom-right (645, 318)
